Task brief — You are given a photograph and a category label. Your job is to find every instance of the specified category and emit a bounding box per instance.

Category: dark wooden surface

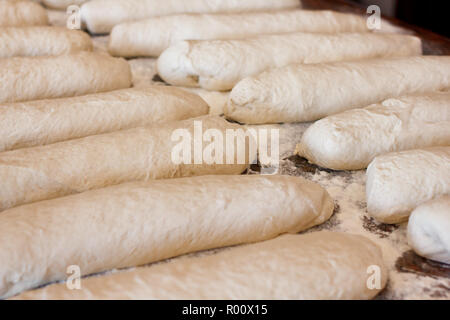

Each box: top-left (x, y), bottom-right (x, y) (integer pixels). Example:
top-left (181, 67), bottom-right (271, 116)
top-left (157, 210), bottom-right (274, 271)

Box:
top-left (302, 0), bottom-right (450, 55)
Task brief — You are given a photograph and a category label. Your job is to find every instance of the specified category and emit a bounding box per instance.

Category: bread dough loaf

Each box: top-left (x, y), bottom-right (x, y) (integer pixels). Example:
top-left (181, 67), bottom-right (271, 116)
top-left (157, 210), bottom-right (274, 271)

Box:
top-left (0, 26), bottom-right (92, 58)
top-left (226, 56), bottom-right (450, 124)
top-left (0, 86), bottom-right (209, 152)
top-left (367, 147), bottom-right (450, 224)
top-left (13, 231), bottom-right (387, 300)
top-left (182, 87), bottom-right (229, 116)
top-left (295, 92), bottom-right (450, 170)
top-left (109, 10), bottom-right (368, 57)
top-left (408, 196), bottom-right (450, 265)
top-left (0, 116), bottom-right (256, 211)
top-left (157, 33), bottom-right (422, 91)
top-left (0, 175), bottom-right (334, 299)
top-left (0, 52), bottom-right (132, 103)
top-left (0, 0), bottom-right (48, 27)
top-left (82, 0), bottom-right (301, 34)
top-left (42, 0), bottom-right (88, 9)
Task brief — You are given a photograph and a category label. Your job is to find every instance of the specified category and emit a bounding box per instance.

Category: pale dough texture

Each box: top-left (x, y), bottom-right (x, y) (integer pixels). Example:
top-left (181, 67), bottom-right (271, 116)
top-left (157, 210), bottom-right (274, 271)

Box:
top-left (408, 196), bottom-right (450, 265)
top-left (226, 56), bottom-right (450, 124)
top-left (109, 10), bottom-right (368, 57)
top-left (296, 92), bottom-right (450, 170)
top-left (0, 0), bottom-right (48, 27)
top-left (82, 0), bottom-right (301, 34)
top-left (13, 231), bottom-right (387, 300)
top-left (0, 175), bottom-right (334, 299)
top-left (0, 26), bottom-right (92, 58)
top-left (42, 0), bottom-right (88, 9)
top-left (0, 52), bottom-right (132, 103)
top-left (367, 147), bottom-right (450, 224)
top-left (157, 33), bottom-right (422, 91)
top-left (182, 87), bottom-right (229, 116)
top-left (0, 116), bottom-right (255, 211)
top-left (0, 86), bottom-right (209, 152)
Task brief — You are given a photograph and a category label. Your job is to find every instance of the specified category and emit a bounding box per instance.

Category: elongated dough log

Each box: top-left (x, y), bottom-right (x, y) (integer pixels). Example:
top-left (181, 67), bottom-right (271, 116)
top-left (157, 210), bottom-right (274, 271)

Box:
top-left (13, 231), bottom-right (387, 300)
top-left (0, 86), bottom-right (209, 152)
top-left (0, 116), bottom-right (255, 211)
top-left (0, 26), bottom-right (92, 58)
top-left (367, 147), bottom-right (450, 224)
top-left (82, 0), bottom-right (301, 34)
top-left (227, 56), bottom-right (450, 124)
top-left (109, 10), bottom-right (369, 57)
top-left (0, 52), bottom-right (132, 104)
top-left (296, 92), bottom-right (450, 170)
top-left (0, 0), bottom-right (48, 27)
top-left (0, 175), bottom-right (334, 299)
top-left (408, 196), bottom-right (450, 265)
top-left (158, 33), bottom-right (422, 91)
top-left (42, 0), bottom-right (88, 9)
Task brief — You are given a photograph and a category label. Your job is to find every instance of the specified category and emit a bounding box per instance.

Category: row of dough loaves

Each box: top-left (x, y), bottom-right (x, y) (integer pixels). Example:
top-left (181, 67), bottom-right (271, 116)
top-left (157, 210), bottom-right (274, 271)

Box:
top-left (1, 0), bottom-right (440, 300)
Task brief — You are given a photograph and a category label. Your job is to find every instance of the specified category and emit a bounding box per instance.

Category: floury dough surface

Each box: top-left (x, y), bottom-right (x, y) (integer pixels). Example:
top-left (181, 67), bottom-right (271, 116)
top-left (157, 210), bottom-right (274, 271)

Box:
top-left (81, 0), bottom-right (301, 34)
top-left (0, 175), bottom-right (334, 299)
top-left (0, 86), bottom-right (209, 152)
top-left (408, 196), bottom-right (450, 265)
top-left (156, 33), bottom-right (421, 91)
top-left (14, 232), bottom-right (386, 300)
top-left (0, 26), bottom-right (93, 58)
top-left (295, 92), bottom-right (450, 170)
top-left (0, 52), bottom-right (132, 104)
top-left (366, 147), bottom-right (450, 224)
top-left (0, 116), bottom-right (252, 211)
top-left (108, 10), bottom-right (369, 57)
top-left (226, 56), bottom-right (450, 124)
top-left (0, 0), bottom-right (49, 27)
top-left (37, 9), bottom-right (450, 300)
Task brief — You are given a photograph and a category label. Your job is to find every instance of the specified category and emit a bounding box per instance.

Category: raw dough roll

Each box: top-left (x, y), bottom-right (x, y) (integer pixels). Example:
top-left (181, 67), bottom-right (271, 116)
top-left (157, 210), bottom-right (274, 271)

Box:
top-left (0, 86), bottom-right (209, 152)
top-left (295, 92), bottom-right (450, 171)
top-left (366, 147), bottom-right (450, 224)
top-left (0, 116), bottom-right (256, 211)
top-left (0, 0), bottom-right (48, 27)
top-left (0, 175), bottom-right (334, 299)
top-left (184, 87), bottom-right (230, 116)
top-left (82, 0), bottom-right (301, 34)
top-left (157, 33), bottom-right (422, 91)
top-left (0, 26), bottom-right (93, 58)
top-left (226, 56), bottom-right (450, 124)
top-left (109, 10), bottom-right (369, 57)
top-left (0, 52), bottom-right (132, 103)
top-left (42, 0), bottom-right (88, 10)
top-left (408, 196), bottom-right (450, 265)
top-left (13, 231), bottom-right (387, 300)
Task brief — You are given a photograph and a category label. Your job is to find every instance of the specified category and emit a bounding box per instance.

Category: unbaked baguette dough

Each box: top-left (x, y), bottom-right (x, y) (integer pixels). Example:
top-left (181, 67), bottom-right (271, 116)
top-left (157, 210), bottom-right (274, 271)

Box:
top-left (157, 33), bottom-right (422, 91)
top-left (0, 86), bottom-right (209, 152)
top-left (226, 56), bottom-right (450, 124)
top-left (82, 0), bottom-right (301, 34)
top-left (13, 231), bottom-right (387, 300)
top-left (0, 52), bottom-right (132, 104)
top-left (0, 175), bottom-right (334, 299)
top-left (109, 10), bottom-right (369, 57)
top-left (295, 92), bottom-right (450, 170)
top-left (0, 26), bottom-right (92, 58)
top-left (408, 196), bottom-right (450, 265)
top-left (42, 0), bottom-right (88, 9)
top-left (0, 116), bottom-right (255, 211)
top-left (0, 0), bottom-right (48, 27)
top-left (367, 147), bottom-right (450, 224)
top-left (181, 87), bottom-right (230, 116)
